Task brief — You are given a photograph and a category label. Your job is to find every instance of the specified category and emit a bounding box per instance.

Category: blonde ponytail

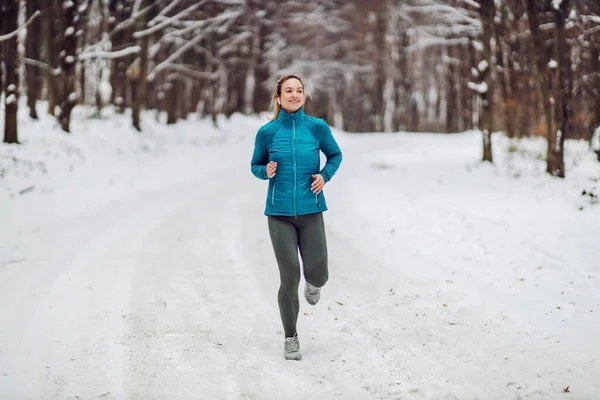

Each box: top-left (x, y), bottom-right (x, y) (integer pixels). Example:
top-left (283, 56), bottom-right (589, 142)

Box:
top-left (269, 93), bottom-right (282, 120)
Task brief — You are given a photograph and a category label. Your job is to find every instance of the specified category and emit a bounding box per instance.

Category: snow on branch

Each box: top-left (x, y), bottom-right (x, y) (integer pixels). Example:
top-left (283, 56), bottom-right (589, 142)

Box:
top-left (21, 57), bottom-right (52, 72)
top-left (148, 33), bottom-right (210, 80)
top-left (216, 31), bottom-right (253, 57)
top-left (150, 0), bottom-right (184, 25)
top-left (133, 0), bottom-right (208, 39)
top-left (212, 0), bottom-right (244, 4)
top-left (407, 36), bottom-right (471, 52)
top-left (148, 7), bottom-right (243, 80)
top-left (0, 10), bottom-right (41, 42)
top-left (458, 0), bottom-right (480, 9)
top-left (79, 45), bottom-right (141, 60)
top-left (583, 25), bottom-right (600, 36)
top-left (108, 3), bottom-right (154, 39)
top-left (404, 4), bottom-right (479, 25)
top-left (132, 0), bottom-right (143, 15)
top-left (161, 64), bottom-right (219, 81)
top-left (281, 59), bottom-right (373, 78)
top-left (582, 15), bottom-right (600, 24)
top-left (478, 60), bottom-right (489, 73)
top-left (468, 80), bottom-right (488, 94)
top-left (160, 8), bottom-right (244, 40)
top-left (552, 0), bottom-right (564, 10)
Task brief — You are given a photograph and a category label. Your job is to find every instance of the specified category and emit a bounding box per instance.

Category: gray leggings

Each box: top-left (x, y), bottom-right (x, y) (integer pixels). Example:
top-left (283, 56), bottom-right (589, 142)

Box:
top-left (267, 212), bottom-right (329, 338)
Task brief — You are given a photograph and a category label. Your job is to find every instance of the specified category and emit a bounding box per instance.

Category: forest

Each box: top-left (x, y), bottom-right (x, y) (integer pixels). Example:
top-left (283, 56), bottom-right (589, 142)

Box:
top-left (1, 0), bottom-right (600, 177)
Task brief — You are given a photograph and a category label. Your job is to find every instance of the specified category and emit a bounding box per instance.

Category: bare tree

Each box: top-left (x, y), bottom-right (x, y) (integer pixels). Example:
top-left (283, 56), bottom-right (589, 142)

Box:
top-left (58, 0), bottom-right (92, 132)
top-left (547, 0), bottom-right (573, 177)
top-left (475, 0), bottom-right (495, 163)
top-left (1, 0), bottom-right (20, 144)
top-left (41, 0), bottom-right (65, 116)
top-left (25, 0), bottom-right (42, 119)
top-left (130, 0), bottom-right (153, 131)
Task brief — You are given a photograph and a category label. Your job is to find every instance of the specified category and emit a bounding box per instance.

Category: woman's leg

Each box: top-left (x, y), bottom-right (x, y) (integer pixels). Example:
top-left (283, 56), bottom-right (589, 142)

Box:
top-left (297, 212), bottom-right (329, 288)
top-left (267, 216), bottom-right (301, 338)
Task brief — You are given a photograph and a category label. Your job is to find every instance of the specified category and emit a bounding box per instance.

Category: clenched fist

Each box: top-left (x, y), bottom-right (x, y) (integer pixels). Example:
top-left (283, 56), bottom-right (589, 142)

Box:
top-left (266, 161), bottom-right (277, 178)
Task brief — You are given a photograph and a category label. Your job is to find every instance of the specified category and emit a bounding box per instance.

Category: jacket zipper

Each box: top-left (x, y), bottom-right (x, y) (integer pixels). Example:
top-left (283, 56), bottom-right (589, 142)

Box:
top-left (293, 119), bottom-right (297, 217)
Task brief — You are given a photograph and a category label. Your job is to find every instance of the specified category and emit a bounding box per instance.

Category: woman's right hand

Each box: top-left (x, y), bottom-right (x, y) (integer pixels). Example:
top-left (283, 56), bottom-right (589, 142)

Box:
top-left (266, 161), bottom-right (277, 178)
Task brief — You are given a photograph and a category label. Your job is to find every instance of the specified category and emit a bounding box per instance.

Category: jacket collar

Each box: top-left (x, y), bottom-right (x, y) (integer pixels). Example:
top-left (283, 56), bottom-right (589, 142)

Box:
top-left (277, 107), bottom-right (305, 124)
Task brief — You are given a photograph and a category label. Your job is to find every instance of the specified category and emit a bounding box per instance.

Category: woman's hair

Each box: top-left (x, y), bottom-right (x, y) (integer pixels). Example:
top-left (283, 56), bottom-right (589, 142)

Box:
top-left (268, 74), bottom-right (309, 120)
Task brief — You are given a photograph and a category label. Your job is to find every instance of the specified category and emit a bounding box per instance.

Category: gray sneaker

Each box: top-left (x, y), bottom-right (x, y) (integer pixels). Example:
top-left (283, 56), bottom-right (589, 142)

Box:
top-left (304, 282), bottom-right (321, 305)
top-left (284, 334), bottom-right (302, 361)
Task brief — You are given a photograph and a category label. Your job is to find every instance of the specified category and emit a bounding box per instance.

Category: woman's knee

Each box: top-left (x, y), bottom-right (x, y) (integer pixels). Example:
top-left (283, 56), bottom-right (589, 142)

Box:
top-left (280, 272), bottom-right (300, 290)
top-left (305, 259), bottom-right (328, 287)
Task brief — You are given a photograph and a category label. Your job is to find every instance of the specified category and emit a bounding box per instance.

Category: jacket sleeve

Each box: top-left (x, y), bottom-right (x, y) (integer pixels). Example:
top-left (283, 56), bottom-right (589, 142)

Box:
top-left (318, 122), bottom-right (342, 183)
top-left (250, 128), bottom-right (269, 180)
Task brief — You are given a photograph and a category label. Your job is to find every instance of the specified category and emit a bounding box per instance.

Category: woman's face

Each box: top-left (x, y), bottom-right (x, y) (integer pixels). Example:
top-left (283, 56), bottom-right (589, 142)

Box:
top-left (279, 78), bottom-right (304, 113)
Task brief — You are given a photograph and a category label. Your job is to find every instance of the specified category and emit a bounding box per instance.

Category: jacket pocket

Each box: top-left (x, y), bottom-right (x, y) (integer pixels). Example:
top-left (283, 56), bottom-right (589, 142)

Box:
top-left (271, 182), bottom-right (276, 206)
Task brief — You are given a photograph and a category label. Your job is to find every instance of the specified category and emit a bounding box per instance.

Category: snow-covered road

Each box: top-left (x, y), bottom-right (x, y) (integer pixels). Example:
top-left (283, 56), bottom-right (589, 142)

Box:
top-left (1, 113), bottom-right (599, 399)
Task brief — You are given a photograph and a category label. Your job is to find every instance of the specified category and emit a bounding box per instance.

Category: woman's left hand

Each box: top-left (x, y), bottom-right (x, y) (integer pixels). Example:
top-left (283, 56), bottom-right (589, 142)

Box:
top-left (311, 174), bottom-right (325, 194)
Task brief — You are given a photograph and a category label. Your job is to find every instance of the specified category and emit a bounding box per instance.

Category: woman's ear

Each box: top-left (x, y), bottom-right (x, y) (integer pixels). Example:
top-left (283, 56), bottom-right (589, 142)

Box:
top-left (277, 98), bottom-right (281, 105)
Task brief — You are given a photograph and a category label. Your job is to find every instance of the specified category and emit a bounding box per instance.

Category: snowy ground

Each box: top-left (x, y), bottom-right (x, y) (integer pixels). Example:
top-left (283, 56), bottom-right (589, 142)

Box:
top-left (1, 104), bottom-right (599, 400)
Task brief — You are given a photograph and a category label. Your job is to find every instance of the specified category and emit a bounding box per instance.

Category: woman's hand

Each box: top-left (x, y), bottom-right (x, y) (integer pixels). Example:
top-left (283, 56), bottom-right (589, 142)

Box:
top-left (311, 174), bottom-right (325, 194)
top-left (266, 161), bottom-right (277, 178)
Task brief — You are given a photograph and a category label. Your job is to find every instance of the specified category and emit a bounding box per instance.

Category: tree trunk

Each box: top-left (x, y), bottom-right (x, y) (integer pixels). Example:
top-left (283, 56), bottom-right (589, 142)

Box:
top-left (252, 18), bottom-right (270, 113)
top-left (41, 0), bottom-right (63, 116)
top-left (372, 3), bottom-right (387, 132)
top-left (526, 0), bottom-right (554, 166)
top-left (548, 1), bottom-right (571, 177)
top-left (109, 0), bottom-right (131, 113)
top-left (495, 2), bottom-right (515, 138)
top-left (0, 51), bottom-right (4, 97)
top-left (2, 0), bottom-right (20, 144)
top-left (131, 1), bottom-right (150, 132)
top-left (26, 0), bottom-right (42, 120)
top-left (446, 46), bottom-right (458, 133)
top-left (58, 0), bottom-right (80, 133)
top-left (480, 0), bottom-right (495, 162)
top-left (591, 45), bottom-right (600, 160)
top-left (166, 81), bottom-right (177, 124)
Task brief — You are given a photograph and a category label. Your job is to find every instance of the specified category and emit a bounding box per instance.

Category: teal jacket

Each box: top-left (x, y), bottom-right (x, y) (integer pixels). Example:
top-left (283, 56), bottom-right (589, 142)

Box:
top-left (251, 107), bottom-right (342, 216)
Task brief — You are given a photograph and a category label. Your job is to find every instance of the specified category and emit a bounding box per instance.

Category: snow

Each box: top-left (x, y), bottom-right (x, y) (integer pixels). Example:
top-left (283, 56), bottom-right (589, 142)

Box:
top-left (65, 26), bottom-right (75, 36)
top-left (549, 59), bottom-right (558, 69)
top-left (79, 45), bottom-right (141, 61)
top-left (552, 0), bottom-right (563, 10)
top-left (467, 80), bottom-right (488, 94)
top-left (592, 125), bottom-right (600, 152)
top-left (478, 60), bottom-right (489, 72)
top-left (98, 80), bottom-right (113, 106)
top-left (5, 94), bottom-right (17, 105)
top-left (1, 102), bottom-right (599, 399)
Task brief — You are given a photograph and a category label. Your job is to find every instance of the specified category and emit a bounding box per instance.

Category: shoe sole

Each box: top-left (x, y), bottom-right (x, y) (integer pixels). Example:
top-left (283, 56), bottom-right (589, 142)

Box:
top-left (306, 296), bottom-right (319, 305)
top-left (284, 351), bottom-right (302, 361)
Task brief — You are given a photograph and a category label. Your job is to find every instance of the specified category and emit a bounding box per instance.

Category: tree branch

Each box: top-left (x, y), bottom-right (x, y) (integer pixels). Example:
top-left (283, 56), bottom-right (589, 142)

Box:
top-left (0, 10), bottom-right (41, 42)
top-left (79, 45), bottom-right (142, 60)
top-left (133, 0), bottom-right (208, 39)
